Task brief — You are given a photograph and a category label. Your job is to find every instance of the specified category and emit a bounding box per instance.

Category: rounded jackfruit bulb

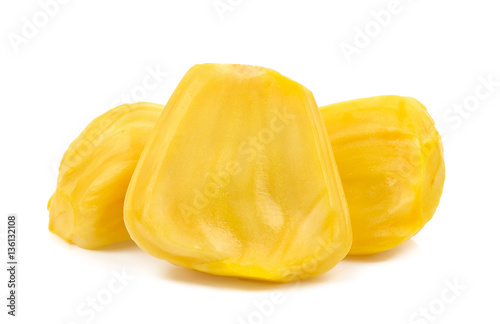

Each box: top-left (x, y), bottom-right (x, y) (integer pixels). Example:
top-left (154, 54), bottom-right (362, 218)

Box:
top-left (320, 95), bottom-right (445, 255)
top-left (124, 64), bottom-right (351, 282)
top-left (48, 102), bottom-right (163, 249)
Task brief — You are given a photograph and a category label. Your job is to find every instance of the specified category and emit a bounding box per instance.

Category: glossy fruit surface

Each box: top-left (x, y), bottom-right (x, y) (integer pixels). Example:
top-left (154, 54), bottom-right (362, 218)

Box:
top-left (125, 64), bottom-right (351, 282)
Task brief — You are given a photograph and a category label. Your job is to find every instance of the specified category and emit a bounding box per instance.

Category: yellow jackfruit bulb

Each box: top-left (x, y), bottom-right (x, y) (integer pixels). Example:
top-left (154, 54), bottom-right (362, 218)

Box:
top-left (48, 102), bottom-right (163, 249)
top-left (124, 64), bottom-right (351, 282)
top-left (320, 95), bottom-right (445, 255)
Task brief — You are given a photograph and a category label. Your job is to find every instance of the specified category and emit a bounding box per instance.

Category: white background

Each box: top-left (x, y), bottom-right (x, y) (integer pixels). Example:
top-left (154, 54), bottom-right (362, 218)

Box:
top-left (1, 0), bottom-right (499, 323)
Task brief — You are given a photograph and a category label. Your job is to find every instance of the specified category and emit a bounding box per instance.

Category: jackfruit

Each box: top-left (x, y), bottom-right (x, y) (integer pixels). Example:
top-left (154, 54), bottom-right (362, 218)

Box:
top-left (124, 64), bottom-right (351, 282)
top-left (48, 102), bottom-right (163, 249)
top-left (320, 95), bottom-right (445, 255)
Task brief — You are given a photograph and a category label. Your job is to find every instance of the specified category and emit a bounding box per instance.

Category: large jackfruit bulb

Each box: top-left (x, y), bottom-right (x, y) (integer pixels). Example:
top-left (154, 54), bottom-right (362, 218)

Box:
top-left (320, 95), bottom-right (445, 255)
top-left (124, 64), bottom-right (351, 282)
top-left (48, 102), bottom-right (163, 249)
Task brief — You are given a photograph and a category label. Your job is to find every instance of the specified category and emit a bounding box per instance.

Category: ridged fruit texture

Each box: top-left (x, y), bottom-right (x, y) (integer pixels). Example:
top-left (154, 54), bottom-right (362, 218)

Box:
top-left (48, 102), bottom-right (163, 249)
top-left (320, 95), bottom-right (445, 255)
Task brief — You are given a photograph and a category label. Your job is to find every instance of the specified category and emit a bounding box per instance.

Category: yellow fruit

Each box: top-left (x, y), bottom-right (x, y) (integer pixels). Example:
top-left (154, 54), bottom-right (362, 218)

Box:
top-left (124, 64), bottom-right (351, 282)
top-left (48, 102), bottom-right (163, 249)
top-left (320, 95), bottom-right (445, 255)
